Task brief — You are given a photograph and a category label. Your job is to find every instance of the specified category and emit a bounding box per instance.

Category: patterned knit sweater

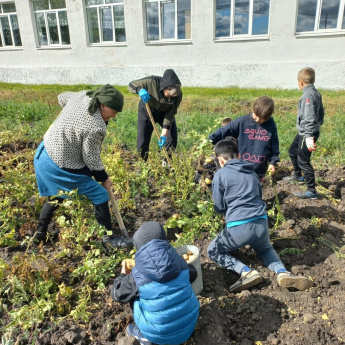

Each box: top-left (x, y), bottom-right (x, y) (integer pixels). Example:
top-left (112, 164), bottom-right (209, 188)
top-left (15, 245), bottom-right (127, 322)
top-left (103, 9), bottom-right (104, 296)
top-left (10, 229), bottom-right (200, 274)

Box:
top-left (44, 91), bottom-right (108, 182)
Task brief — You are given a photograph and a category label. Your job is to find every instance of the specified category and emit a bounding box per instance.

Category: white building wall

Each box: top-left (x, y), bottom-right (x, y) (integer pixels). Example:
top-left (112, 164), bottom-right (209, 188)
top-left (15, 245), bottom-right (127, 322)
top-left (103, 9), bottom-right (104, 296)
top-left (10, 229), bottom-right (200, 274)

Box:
top-left (1, 0), bottom-right (345, 89)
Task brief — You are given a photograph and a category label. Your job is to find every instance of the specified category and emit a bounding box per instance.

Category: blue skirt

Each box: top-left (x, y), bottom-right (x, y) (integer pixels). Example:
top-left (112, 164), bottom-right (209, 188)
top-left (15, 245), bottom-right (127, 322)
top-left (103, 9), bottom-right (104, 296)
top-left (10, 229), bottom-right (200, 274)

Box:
top-left (34, 141), bottom-right (109, 205)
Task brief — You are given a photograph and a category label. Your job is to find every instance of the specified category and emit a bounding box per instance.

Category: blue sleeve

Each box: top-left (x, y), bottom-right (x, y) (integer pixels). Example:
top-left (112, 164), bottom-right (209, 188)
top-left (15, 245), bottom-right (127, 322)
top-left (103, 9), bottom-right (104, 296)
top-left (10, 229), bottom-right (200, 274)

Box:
top-left (212, 173), bottom-right (226, 214)
top-left (269, 123), bottom-right (280, 166)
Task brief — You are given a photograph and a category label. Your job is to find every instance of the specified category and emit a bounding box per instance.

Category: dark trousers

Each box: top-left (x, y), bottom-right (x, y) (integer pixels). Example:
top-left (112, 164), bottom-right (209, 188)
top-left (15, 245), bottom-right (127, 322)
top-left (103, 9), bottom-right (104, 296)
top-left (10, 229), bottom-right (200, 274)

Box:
top-left (137, 100), bottom-right (177, 160)
top-left (37, 198), bottom-right (112, 233)
top-left (288, 133), bottom-right (319, 193)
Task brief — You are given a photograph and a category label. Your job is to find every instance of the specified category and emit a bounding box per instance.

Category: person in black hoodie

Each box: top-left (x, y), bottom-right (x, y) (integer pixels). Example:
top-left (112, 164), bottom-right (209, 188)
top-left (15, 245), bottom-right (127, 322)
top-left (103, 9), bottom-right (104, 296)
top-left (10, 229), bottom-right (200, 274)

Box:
top-left (111, 221), bottom-right (199, 345)
top-left (128, 69), bottom-right (182, 160)
top-left (207, 140), bottom-right (313, 293)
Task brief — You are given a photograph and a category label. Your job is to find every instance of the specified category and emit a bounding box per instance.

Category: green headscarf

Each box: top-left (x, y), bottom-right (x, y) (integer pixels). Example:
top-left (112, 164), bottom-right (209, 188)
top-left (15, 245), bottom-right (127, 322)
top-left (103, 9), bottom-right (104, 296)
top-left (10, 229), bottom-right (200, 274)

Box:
top-left (86, 84), bottom-right (124, 115)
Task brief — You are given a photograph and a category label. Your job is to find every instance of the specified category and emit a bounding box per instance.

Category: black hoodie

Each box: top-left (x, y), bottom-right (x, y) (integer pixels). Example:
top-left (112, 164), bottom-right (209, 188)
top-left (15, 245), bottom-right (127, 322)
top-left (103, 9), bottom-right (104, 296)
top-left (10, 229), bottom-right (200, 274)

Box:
top-left (128, 69), bottom-right (182, 129)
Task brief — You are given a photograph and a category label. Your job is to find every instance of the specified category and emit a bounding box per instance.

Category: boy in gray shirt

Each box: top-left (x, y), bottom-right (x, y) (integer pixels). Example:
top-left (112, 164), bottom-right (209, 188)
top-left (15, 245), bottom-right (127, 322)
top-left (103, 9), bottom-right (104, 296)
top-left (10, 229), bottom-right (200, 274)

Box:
top-left (283, 67), bottom-right (324, 199)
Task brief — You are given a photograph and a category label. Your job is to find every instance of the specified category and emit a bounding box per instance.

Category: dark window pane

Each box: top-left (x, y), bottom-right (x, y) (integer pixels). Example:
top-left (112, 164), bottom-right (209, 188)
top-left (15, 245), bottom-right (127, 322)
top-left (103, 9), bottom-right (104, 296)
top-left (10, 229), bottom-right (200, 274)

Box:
top-left (87, 8), bottom-right (100, 43)
top-left (234, 0), bottom-right (249, 35)
top-left (114, 5), bottom-right (126, 42)
top-left (33, 0), bottom-right (49, 11)
top-left (342, 5), bottom-right (345, 29)
top-left (319, 0), bottom-right (340, 29)
top-left (216, 0), bottom-right (231, 37)
top-left (162, 2), bottom-right (175, 39)
top-left (101, 6), bottom-right (113, 41)
top-left (106, 0), bottom-right (122, 3)
top-left (177, 0), bottom-right (191, 39)
top-left (146, 2), bottom-right (159, 41)
top-left (296, 0), bottom-right (317, 32)
top-left (86, 0), bottom-right (103, 5)
top-left (10, 14), bottom-right (22, 46)
top-left (3, 3), bottom-right (16, 13)
top-left (0, 34), bottom-right (2, 46)
top-left (35, 12), bottom-right (48, 45)
top-left (0, 16), bottom-right (13, 45)
top-left (58, 11), bottom-right (70, 44)
top-left (51, 0), bottom-right (66, 10)
top-left (47, 12), bottom-right (59, 44)
top-left (252, 0), bottom-right (269, 35)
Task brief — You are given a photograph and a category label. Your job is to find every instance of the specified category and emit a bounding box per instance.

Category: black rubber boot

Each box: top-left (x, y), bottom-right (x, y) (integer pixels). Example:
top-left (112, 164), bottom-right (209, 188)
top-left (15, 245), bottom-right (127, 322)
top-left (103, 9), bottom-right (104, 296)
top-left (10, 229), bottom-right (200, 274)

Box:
top-left (94, 201), bottom-right (133, 249)
top-left (33, 198), bottom-right (62, 242)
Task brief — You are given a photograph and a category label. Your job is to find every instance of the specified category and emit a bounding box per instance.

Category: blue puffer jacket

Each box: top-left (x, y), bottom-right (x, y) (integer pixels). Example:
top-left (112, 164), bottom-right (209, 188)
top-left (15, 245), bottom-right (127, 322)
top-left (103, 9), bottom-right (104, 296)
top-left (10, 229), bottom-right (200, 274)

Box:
top-left (131, 239), bottom-right (199, 345)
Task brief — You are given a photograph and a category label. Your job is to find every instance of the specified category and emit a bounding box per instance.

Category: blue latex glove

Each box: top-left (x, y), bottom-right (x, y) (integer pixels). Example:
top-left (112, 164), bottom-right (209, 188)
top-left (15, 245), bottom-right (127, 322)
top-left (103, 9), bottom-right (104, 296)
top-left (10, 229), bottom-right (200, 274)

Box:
top-left (138, 89), bottom-right (151, 103)
top-left (158, 136), bottom-right (166, 149)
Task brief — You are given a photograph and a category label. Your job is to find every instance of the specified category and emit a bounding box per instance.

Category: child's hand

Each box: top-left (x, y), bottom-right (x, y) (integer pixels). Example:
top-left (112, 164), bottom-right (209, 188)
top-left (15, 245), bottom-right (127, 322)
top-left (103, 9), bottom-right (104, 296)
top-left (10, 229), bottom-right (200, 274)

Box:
top-left (121, 260), bottom-right (128, 274)
top-left (267, 165), bottom-right (276, 174)
top-left (121, 259), bottom-right (135, 275)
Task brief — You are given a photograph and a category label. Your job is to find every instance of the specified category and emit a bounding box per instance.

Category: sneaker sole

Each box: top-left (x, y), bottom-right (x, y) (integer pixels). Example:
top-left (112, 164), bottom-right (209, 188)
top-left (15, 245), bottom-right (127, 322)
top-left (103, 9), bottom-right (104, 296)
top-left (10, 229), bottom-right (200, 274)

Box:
top-left (278, 276), bottom-right (313, 290)
top-left (230, 275), bottom-right (263, 293)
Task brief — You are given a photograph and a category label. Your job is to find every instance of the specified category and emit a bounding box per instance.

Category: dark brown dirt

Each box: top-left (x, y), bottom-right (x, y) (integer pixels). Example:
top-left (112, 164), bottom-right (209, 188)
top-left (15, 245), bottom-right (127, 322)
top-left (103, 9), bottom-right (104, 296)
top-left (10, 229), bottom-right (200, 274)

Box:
top-left (1, 151), bottom-right (345, 345)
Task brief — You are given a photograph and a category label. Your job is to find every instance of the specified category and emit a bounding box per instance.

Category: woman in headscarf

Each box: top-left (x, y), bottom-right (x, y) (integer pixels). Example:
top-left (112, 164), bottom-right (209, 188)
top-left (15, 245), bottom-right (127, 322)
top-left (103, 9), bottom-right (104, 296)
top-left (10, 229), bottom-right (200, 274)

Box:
top-left (33, 84), bottom-right (132, 249)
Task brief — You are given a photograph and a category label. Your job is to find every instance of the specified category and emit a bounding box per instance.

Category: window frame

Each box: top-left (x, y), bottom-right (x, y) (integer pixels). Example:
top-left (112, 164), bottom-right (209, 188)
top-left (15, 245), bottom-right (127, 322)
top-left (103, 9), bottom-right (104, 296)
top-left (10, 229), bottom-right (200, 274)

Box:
top-left (31, 0), bottom-right (71, 48)
top-left (295, 0), bottom-right (345, 37)
top-left (144, 0), bottom-right (192, 44)
top-left (214, 0), bottom-right (271, 42)
top-left (84, 0), bottom-right (126, 46)
top-left (0, 2), bottom-right (22, 50)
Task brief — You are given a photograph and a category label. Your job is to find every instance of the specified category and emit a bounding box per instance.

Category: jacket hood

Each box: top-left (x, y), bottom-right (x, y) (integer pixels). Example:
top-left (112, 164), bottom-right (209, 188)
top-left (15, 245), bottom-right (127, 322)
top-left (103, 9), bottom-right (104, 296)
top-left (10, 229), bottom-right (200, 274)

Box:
top-left (133, 221), bottom-right (167, 251)
top-left (223, 158), bottom-right (256, 174)
top-left (135, 239), bottom-right (185, 283)
top-left (160, 69), bottom-right (181, 91)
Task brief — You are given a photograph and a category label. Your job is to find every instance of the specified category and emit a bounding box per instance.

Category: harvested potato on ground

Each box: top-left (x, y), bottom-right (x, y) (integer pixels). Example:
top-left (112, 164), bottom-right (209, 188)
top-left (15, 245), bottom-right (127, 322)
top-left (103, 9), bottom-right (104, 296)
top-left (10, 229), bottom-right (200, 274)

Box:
top-left (182, 254), bottom-right (189, 260)
top-left (187, 255), bottom-right (196, 262)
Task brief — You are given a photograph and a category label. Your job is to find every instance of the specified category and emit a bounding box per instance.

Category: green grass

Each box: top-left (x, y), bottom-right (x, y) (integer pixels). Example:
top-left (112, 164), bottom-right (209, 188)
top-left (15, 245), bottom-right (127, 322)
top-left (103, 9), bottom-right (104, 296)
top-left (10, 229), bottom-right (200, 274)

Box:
top-left (1, 83), bottom-right (345, 164)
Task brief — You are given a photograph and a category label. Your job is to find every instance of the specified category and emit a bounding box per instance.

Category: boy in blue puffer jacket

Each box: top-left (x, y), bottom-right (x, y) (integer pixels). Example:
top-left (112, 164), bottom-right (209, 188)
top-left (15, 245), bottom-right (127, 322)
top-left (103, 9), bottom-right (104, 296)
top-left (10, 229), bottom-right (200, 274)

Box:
top-left (111, 221), bottom-right (199, 345)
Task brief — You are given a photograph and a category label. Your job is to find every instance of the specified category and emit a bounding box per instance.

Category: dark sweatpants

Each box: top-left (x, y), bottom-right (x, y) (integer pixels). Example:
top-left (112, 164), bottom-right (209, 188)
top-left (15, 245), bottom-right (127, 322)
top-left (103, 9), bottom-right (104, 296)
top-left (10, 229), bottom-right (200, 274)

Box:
top-left (137, 100), bottom-right (177, 160)
top-left (288, 133), bottom-right (319, 194)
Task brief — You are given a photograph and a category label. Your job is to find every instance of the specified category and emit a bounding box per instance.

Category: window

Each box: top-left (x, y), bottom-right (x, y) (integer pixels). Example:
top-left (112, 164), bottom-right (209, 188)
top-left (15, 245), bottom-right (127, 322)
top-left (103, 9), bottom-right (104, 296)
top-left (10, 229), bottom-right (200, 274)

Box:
top-left (215, 0), bottom-right (270, 39)
top-left (296, 0), bottom-right (345, 33)
top-left (0, 2), bottom-right (22, 48)
top-left (32, 0), bottom-right (70, 46)
top-left (145, 0), bottom-right (191, 42)
top-left (85, 0), bottom-right (126, 44)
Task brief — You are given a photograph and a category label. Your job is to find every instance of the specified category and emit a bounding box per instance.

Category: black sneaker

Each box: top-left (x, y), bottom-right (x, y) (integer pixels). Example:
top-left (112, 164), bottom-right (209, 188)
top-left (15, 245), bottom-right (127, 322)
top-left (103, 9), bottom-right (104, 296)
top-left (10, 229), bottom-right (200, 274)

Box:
top-left (102, 235), bottom-right (133, 249)
top-left (32, 231), bottom-right (48, 243)
top-left (282, 175), bottom-right (305, 184)
top-left (277, 272), bottom-right (313, 290)
top-left (229, 270), bottom-right (262, 293)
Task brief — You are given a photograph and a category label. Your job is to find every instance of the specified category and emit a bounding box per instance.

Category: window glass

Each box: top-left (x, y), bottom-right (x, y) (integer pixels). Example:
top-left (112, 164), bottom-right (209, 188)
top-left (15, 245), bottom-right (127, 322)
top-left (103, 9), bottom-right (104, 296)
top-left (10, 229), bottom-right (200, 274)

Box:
top-left (162, 2), bottom-right (175, 39)
top-left (58, 11), bottom-right (70, 44)
top-left (252, 0), bottom-right (269, 35)
top-left (0, 16), bottom-right (13, 45)
top-left (177, 0), bottom-right (191, 39)
top-left (87, 7), bottom-right (100, 43)
top-left (101, 6), bottom-right (113, 41)
top-left (86, 0), bottom-right (103, 5)
top-left (47, 12), bottom-right (59, 44)
top-left (234, 0), bottom-right (249, 35)
top-left (114, 5), bottom-right (126, 42)
top-left (105, 0), bottom-right (122, 3)
top-left (342, 6), bottom-right (345, 29)
top-left (51, 0), bottom-right (66, 10)
top-left (296, 0), bottom-right (318, 32)
top-left (0, 34), bottom-right (2, 46)
top-left (35, 12), bottom-right (48, 45)
top-left (319, 0), bottom-right (341, 29)
top-left (3, 3), bottom-right (16, 13)
top-left (216, 0), bottom-right (231, 37)
top-left (33, 0), bottom-right (50, 11)
top-left (146, 2), bottom-right (159, 41)
top-left (10, 14), bottom-right (22, 46)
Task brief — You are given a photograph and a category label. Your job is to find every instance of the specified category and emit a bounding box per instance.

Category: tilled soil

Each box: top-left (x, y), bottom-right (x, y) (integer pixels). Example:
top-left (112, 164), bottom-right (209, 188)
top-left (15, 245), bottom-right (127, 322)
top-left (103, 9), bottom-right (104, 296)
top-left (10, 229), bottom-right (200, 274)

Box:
top-left (2, 157), bottom-right (345, 345)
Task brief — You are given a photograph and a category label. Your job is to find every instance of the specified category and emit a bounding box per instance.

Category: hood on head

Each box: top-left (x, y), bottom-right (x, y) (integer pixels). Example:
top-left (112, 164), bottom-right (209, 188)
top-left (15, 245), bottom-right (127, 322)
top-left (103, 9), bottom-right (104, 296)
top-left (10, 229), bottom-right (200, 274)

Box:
top-left (224, 159), bottom-right (256, 174)
top-left (160, 69), bottom-right (181, 91)
top-left (133, 221), bottom-right (167, 251)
